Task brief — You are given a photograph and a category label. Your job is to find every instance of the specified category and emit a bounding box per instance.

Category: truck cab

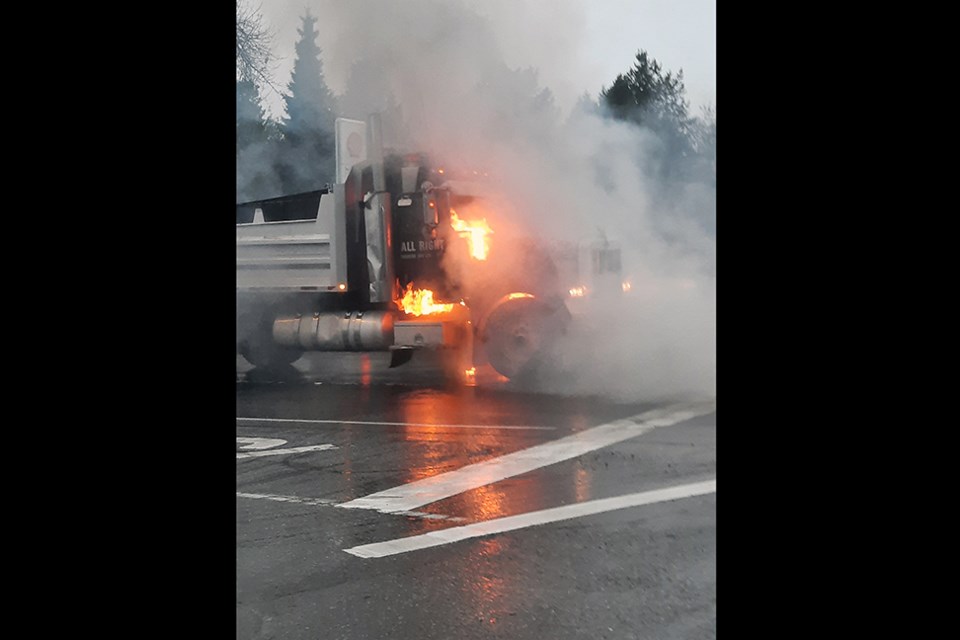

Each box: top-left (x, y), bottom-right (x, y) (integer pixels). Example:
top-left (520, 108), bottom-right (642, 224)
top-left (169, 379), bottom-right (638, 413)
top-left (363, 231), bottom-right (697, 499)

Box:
top-left (236, 119), bottom-right (573, 380)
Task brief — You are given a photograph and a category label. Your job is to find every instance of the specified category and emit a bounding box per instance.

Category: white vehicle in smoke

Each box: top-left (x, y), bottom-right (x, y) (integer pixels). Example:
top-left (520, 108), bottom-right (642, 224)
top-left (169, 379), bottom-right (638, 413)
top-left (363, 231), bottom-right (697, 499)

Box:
top-left (236, 117), bottom-right (624, 380)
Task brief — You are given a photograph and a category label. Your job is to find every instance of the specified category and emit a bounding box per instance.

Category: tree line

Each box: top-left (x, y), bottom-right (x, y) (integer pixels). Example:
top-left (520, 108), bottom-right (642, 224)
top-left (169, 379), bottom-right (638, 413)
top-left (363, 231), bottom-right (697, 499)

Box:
top-left (238, 7), bottom-right (337, 201)
top-left (237, 4), bottom-right (716, 234)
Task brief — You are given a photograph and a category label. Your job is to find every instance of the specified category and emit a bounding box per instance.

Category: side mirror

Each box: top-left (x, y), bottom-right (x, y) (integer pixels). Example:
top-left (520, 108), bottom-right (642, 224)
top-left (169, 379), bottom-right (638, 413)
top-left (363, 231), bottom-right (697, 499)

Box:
top-left (425, 189), bottom-right (448, 227)
top-left (424, 196), bottom-right (439, 226)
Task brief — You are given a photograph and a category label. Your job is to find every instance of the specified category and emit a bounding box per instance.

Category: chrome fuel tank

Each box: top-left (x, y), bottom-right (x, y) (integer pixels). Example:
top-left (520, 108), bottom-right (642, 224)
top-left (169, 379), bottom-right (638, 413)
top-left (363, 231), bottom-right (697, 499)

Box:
top-left (272, 311), bottom-right (395, 351)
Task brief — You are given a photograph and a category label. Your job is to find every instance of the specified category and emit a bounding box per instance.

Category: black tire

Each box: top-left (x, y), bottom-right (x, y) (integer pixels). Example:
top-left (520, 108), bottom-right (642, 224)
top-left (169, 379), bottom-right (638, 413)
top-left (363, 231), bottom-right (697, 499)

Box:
top-left (238, 308), bottom-right (303, 369)
top-left (478, 295), bottom-right (568, 380)
top-left (239, 339), bottom-right (303, 369)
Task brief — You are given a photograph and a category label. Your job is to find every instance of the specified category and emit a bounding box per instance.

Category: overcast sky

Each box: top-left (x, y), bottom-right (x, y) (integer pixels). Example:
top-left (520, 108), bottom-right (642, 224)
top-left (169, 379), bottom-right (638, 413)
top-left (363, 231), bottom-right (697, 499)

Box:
top-left (256, 0), bottom-right (716, 120)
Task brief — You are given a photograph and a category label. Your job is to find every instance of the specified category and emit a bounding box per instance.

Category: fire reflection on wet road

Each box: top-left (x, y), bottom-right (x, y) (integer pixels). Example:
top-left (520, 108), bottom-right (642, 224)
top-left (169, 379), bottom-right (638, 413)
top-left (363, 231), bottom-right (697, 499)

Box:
top-left (463, 538), bottom-right (508, 628)
top-left (236, 366), bottom-right (715, 640)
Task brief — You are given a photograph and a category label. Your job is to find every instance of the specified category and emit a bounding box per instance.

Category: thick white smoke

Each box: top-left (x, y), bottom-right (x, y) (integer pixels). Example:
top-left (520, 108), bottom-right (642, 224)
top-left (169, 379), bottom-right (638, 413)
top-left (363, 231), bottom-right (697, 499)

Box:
top-left (267, 0), bottom-right (716, 401)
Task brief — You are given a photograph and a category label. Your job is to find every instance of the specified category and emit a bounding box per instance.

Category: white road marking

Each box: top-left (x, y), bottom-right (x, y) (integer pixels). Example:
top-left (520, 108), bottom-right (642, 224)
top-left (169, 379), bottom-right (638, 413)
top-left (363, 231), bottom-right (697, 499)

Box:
top-left (235, 492), bottom-right (466, 521)
top-left (392, 511), bottom-right (467, 522)
top-left (236, 444), bottom-right (338, 459)
top-left (237, 417), bottom-right (555, 431)
top-left (337, 401), bottom-right (715, 514)
top-left (344, 479), bottom-right (717, 558)
top-left (237, 492), bottom-right (336, 506)
top-left (237, 437), bottom-right (287, 450)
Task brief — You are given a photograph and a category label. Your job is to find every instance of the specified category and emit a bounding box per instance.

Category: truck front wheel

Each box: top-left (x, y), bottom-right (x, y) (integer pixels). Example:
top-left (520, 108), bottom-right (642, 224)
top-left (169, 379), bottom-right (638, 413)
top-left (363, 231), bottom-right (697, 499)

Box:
top-left (477, 294), bottom-right (569, 380)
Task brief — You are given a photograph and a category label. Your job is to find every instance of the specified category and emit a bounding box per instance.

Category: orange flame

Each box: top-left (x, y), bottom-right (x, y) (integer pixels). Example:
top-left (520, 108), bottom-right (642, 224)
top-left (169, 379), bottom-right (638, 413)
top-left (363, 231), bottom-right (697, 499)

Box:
top-left (395, 283), bottom-right (455, 316)
top-left (450, 210), bottom-right (493, 260)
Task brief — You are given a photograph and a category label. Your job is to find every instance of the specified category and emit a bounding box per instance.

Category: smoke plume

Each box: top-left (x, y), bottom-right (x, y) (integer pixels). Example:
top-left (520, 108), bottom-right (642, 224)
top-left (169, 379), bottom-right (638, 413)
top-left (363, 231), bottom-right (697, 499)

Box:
top-left (267, 0), bottom-right (715, 402)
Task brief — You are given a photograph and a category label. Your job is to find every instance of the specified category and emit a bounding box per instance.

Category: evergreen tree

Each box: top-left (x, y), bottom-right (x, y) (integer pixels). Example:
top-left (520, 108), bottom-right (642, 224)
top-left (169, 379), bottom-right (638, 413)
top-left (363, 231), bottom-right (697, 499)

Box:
top-left (598, 51), bottom-right (715, 239)
top-left (570, 91), bottom-right (600, 120)
top-left (237, 79), bottom-right (268, 151)
top-left (690, 104), bottom-right (716, 187)
top-left (237, 79), bottom-right (283, 201)
top-left (679, 103), bottom-right (717, 238)
top-left (469, 65), bottom-right (559, 146)
top-left (278, 12), bottom-right (338, 192)
top-left (600, 51), bottom-right (696, 179)
top-left (339, 60), bottom-right (411, 151)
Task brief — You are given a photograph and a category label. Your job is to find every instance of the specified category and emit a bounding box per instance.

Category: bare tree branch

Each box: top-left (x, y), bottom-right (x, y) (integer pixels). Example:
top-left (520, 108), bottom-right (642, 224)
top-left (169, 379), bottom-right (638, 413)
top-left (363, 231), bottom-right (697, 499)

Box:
top-left (236, 0), bottom-right (278, 93)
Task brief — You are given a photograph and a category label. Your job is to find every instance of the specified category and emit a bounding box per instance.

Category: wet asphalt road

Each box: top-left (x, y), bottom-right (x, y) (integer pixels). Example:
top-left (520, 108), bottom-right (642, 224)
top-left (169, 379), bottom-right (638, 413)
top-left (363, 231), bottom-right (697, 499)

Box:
top-left (236, 353), bottom-right (716, 639)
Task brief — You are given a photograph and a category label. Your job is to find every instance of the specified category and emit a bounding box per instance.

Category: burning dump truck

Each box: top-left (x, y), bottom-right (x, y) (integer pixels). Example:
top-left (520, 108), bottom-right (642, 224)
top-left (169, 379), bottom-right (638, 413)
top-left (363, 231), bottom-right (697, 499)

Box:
top-left (236, 117), bottom-right (623, 381)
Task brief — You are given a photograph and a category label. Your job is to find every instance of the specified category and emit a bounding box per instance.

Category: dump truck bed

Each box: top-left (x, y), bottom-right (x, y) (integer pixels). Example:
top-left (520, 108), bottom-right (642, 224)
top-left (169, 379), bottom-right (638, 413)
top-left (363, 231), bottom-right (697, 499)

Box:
top-left (236, 187), bottom-right (348, 292)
